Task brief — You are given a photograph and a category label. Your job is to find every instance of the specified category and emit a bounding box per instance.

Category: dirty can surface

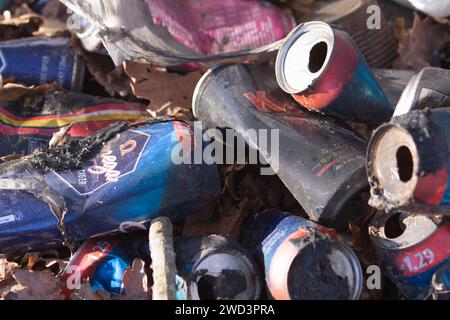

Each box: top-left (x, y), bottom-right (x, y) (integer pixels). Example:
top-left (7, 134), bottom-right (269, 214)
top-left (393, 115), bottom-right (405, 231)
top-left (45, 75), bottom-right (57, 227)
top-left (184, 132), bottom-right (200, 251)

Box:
top-left (0, 120), bottom-right (221, 258)
top-left (240, 212), bottom-right (363, 300)
top-left (369, 211), bottom-right (449, 299)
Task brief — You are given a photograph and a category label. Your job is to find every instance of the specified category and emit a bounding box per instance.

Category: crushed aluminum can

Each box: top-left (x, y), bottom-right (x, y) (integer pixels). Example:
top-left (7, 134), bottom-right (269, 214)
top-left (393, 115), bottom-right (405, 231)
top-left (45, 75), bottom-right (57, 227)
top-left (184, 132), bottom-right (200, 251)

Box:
top-left (61, 237), bottom-right (134, 298)
top-left (193, 62), bottom-right (369, 229)
top-left (61, 235), bottom-right (187, 299)
top-left (59, 0), bottom-right (295, 67)
top-left (174, 235), bottom-right (262, 300)
top-left (275, 21), bottom-right (392, 124)
top-left (0, 37), bottom-right (85, 91)
top-left (369, 211), bottom-right (450, 299)
top-left (240, 212), bottom-right (363, 300)
top-left (393, 67), bottom-right (450, 117)
top-left (0, 91), bottom-right (150, 157)
top-left (0, 119), bottom-right (221, 258)
top-left (367, 108), bottom-right (450, 213)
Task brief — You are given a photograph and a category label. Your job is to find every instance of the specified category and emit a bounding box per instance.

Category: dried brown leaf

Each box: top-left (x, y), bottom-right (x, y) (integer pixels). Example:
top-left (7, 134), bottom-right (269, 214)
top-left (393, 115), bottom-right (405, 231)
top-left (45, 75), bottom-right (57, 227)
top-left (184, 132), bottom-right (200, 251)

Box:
top-left (4, 269), bottom-right (63, 300)
top-left (0, 255), bottom-right (18, 282)
top-left (124, 62), bottom-right (202, 119)
top-left (0, 82), bottom-right (61, 101)
top-left (394, 15), bottom-right (450, 71)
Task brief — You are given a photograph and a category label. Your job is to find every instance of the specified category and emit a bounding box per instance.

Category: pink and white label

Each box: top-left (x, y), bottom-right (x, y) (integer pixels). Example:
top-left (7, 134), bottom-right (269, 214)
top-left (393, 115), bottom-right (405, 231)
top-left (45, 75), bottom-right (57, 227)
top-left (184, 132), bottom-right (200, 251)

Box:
top-left (146, 0), bottom-right (296, 55)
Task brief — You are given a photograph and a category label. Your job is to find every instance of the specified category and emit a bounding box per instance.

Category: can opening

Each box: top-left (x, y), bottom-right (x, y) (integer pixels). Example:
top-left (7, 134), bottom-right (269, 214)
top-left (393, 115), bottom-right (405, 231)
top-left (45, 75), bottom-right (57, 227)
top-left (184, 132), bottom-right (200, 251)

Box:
top-left (370, 125), bottom-right (419, 207)
top-left (396, 146), bottom-right (414, 182)
top-left (384, 212), bottom-right (406, 239)
top-left (197, 274), bottom-right (217, 300)
top-left (309, 42), bottom-right (328, 73)
top-left (287, 238), bottom-right (352, 300)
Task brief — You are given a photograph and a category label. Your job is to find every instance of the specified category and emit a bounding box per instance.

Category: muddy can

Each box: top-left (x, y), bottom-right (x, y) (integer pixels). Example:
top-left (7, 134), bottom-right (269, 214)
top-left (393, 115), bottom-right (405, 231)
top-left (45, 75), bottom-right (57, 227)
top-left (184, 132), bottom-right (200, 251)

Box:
top-left (368, 108), bottom-right (450, 212)
top-left (0, 37), bottom-right (85, 91)
top-left (0, 91), bottom-right (150, 157)
top-left (369, 211), bottom-right (449, 299)
top-left (0, 120), bottom-right (221, 258)
top-left (174, 235), bottom-right (262, 300)
top-left (193, 62), bottom-right (369, 229)
top-left (240, 212), bottom-right (363, 300)
top-left (275, 21), bottom-right (392, 124)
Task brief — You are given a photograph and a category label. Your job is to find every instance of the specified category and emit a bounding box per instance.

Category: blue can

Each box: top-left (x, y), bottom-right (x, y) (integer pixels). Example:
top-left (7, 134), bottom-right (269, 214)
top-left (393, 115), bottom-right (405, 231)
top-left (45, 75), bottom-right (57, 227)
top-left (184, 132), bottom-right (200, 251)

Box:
top-left (240, 212), bottom-right (363, 300)
top-left (0, 37), bottom-right (85, 91)
top-left (0, 120), bottom-right (221, 258)
top-left (61, 237), bottom-right (134, 297)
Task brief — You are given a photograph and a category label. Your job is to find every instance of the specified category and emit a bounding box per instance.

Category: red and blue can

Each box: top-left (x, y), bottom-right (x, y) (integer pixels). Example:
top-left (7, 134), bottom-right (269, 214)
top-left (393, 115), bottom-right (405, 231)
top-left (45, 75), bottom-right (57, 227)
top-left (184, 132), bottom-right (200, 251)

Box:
top-left (369, 211), bottom-right (450, 299)
top-left (275, 21), bottom-right (392, 124)
top-left (240, 212), bottom-right (363, 300)
top-left (61, 237), bottom-right (134, 298)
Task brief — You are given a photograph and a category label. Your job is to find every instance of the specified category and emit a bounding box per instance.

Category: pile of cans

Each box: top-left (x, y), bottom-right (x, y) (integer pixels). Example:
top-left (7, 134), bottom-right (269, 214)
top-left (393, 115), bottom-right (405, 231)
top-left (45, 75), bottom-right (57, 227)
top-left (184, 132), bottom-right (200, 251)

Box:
top-left (0, 0), bottom-right (448, 301)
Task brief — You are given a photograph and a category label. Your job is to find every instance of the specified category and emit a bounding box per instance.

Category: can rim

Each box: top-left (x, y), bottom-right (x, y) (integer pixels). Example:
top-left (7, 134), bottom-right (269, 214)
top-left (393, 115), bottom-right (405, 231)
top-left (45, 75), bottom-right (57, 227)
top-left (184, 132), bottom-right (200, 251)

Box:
top-left (187, 249), bottom-right (262, 300)
top-left (192, 65), bottom-right (227, 118)
top-left (275, 21), bottom-right (335, 94)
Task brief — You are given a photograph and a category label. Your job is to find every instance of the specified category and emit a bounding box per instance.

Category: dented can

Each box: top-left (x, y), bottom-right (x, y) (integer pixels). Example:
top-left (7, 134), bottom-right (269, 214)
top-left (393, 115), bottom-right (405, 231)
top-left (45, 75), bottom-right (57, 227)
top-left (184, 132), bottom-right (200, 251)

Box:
top-left (275, 21), bottom-right (392, 124)
top-left (240, 212), bottom-right (363, 300)
top-left (0, 37), bottom-right (85, 91)
top-left (175, 235), bottom-right (261, 300)
top-left (369, 211), bottom-right (450, 299)
top-left (193, 62), bottom-right (369, 229)
top-left (0, 120), bottom-right (221, 258)
top-left (368, 108), bottom-right (450, 212)
top-left (0, 91), bottom-right (150, 157)
top-left (61, 237), bottom-right (134, 298)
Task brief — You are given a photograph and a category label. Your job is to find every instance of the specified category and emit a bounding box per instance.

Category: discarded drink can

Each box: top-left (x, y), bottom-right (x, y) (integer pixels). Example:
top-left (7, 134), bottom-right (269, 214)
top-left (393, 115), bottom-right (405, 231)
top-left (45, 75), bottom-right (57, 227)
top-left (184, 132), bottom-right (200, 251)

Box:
top-left (0, 119), bottom-right (221, 258)
top-left (275, 21), bottom-right (392, 124)
top-left (62, 235), bottom-right (189, 299)
top-left (0, 37), bottom-right (85, 91)
top-left (368, 108), bottom-right (450, 212)
top-left (393, 67), bottom-right (450, 117)
top-left (369, 211), bottom-right (450, 299)
top-left (175, 235), bottom-right (262, 300)
top-left (193, 62), bottom-right (369, 229)
top-left (0, 91), bottom-right (150, 157)
top-left (61, 237), bottom-right (134, 298)
top-left (240, 212), bottom-right (363, 300)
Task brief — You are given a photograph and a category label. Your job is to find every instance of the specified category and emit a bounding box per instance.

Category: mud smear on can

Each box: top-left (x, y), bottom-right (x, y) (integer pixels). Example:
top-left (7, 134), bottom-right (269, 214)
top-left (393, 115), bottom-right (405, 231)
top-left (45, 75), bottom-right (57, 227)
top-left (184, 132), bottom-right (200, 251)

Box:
top-left (287, 230), bottom-right (351, 300)
top-left (368, 109), bottom-right (448, 211)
